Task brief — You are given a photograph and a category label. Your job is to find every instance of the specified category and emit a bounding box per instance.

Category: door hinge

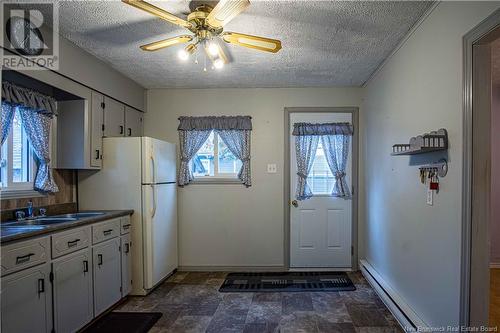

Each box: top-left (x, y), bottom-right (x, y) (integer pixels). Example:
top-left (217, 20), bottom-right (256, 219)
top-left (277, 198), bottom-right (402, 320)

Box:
top-left (119, 245), bottom-right (121, 252)
top-left (101, 102), bottom-right (105, 109)
top-left (102, 124), bottom-right (105, 131)
top-left (120, 286), bottom-right (122, 292)
top-left (351, 246), bottom-right (354, 256)
top-left (49, 271), bottom-right (54, 283)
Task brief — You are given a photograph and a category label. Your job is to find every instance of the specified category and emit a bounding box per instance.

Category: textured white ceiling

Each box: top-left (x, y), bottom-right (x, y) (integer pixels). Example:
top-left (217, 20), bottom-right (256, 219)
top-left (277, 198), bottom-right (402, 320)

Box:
top-left (52, 0), bottom-right (432, 88)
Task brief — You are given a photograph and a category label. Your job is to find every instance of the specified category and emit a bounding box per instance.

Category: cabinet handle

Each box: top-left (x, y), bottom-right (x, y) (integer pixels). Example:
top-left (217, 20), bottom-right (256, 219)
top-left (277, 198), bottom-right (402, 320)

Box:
top-left (122, 224), bottom-right (131, 230)
top-left (83, 260), bottom-right (88, 273)
top-left (16, 253), bottom-right (34, 264)
top-left (103, 229), bottom-right (113, 236)
top-left (67, 238), bottom-right (80, 247)
top-left (125, 243), bottom-right (130, 254)
top-left (95, 149), bottom-right (100, 160)
top-left (119, 125), bottom-right (124, 135)
top-left (98, 254), bottom-right (103, 266)
top-left (38, 278), bottom-right (45, 296)
top-left (128, 128), bottom-right (132, 136)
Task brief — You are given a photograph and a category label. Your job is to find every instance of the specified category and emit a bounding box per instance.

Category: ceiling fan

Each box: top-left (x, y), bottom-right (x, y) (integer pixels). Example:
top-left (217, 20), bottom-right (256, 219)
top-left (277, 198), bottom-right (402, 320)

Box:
top-left (122, 0), bottom-right (282, 70)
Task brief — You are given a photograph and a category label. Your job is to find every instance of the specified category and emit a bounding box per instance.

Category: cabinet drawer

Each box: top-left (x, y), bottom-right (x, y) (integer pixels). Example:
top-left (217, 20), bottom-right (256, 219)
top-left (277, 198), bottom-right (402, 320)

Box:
top-left (51, 226), bottom-right (90, 259)
top-left (92, 219), bottom-right (120, 244)
top-left (120, 216), bottom-right (131, 235)
top-left (1, 237), bottom-right (50, 276)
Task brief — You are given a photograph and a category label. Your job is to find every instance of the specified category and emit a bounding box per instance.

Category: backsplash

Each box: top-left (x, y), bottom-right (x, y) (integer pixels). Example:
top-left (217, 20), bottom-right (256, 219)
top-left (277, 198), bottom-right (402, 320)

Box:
top-left (1, 169), bottom-right (76, 220)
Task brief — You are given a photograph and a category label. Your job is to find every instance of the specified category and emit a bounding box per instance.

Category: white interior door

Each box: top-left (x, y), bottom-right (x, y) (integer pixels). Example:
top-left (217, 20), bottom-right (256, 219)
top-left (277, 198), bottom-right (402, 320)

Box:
top-left (290, 112), bottom-right (353, 268)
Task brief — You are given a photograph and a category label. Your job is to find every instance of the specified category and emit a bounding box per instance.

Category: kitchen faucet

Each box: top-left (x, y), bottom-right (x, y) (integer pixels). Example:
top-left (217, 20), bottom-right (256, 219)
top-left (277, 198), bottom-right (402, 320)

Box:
top-left (26, 200), bottom-right (34, 219)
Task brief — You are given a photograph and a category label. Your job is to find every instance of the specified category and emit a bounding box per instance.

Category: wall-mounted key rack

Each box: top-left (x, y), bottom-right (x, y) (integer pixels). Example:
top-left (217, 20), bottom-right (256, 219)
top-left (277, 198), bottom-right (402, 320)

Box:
top-left (391, 129), bottom-right (448, 155)
top-left (419, 159), bottom-right (448, 178)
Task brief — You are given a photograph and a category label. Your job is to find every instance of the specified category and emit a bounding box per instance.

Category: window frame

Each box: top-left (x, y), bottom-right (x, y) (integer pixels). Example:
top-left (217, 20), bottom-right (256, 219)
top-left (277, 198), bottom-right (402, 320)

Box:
top-left (191, 130), bottom-right (243, 183)
top-left (0, 109), bottom-right (38, 197)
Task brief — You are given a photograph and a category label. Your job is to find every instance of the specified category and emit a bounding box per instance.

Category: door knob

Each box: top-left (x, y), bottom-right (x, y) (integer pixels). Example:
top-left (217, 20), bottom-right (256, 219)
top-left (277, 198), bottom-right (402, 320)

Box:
top-left (291, 200), bottom-right (298, 207)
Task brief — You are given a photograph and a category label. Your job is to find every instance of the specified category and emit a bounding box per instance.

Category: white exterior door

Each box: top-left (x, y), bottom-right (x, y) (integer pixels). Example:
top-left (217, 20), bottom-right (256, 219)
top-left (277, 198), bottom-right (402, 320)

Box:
top-left (53, 249), bottom-right (93, 333)
top-left (290, 112), bottom-right (353, 268)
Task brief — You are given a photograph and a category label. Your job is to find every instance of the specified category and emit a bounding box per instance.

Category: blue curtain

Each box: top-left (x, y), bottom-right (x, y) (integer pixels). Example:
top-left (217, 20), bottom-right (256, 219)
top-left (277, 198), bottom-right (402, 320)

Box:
top-left (217, 129), bottom-right (251, 187)
top-left (294, 135), bottom-right (319, 200)
top-left (1, 102), bottom-right (15, 145)
top-left (322, 134), bottom-right (351, 198)
top-left (178, 129), bottom-right (212, 186)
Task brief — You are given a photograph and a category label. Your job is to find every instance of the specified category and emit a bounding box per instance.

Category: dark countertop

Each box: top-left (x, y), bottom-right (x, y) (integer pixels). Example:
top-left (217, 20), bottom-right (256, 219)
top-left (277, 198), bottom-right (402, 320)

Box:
top-left (1, 210), bottom-right (134, 244)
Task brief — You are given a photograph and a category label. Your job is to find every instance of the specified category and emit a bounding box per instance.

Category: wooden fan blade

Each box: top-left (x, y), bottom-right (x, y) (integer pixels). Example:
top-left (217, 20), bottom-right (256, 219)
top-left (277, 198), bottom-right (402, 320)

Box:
top-left (222, 32), bottom-right (282, 53)
top-left (122, 0), bottom-right (192, 29)
top-left (206, 0), bottom-right (250, 28)
top-left (140, 35), bottom-right (193, 51)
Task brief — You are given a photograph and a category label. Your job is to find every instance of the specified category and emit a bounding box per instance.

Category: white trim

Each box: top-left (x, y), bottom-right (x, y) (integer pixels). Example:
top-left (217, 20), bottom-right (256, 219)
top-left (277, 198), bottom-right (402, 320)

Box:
top-left (362, 2), bottom-right (440, 87)
top-left (360, 259), bottom-right (428, 331)
top-left (490, 263), bottom-right (500, 269)
top-left (190, 178), bottom-right (243, 185)
top-left (178, 266), bottom-right (286, 272)
top-left (288, 267), bottom-right (352, 272)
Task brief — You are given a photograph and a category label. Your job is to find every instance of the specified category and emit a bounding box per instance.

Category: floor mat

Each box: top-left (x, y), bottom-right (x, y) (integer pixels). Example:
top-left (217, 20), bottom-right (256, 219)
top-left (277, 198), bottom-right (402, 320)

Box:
top-left (82, 312), bottom-right (162, 333)
top-left (220, 271), bottom-right (356, 292)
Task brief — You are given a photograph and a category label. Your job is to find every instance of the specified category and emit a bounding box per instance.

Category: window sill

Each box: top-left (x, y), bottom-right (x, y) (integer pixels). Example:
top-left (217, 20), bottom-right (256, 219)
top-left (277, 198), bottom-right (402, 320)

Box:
top-left (1, 189), bottom-right (44, 200)
top-left (191, 178), bottom-right (243, 185)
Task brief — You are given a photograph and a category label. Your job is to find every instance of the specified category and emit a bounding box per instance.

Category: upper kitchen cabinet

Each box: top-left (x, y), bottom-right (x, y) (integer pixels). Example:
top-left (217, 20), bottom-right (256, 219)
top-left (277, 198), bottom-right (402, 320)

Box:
top-left (125, 106), bottom-right (143, 137)
top-left (91, 91), bottom-right (105, 168)
top-left (103, 98), bottom-right (144, 138)
top-left (103, 97), bottom-right (125, 137)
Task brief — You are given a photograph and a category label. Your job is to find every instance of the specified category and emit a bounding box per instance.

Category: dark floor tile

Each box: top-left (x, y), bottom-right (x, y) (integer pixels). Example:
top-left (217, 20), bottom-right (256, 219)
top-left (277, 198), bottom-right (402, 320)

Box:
top-left (346, 304), bottom-right (390, 327)
top-left (151, 303), bottom-right (186, 329)
top-left (167, 315), bottom-right (212, 333)
top-left (252, 292), bottom-right (282, 303)
top-left (185, 300), bottom-right (221, 316)
top-left (243, 323), bottom-right (279, 333)
top-left (180, 272), bottom-right (212, 284)
top-left (206, 309), bottom-right (248, 333)
top-left (318, 321), bottom-right (356, 333)
top-left (279, 312), bottom-right (319, 333)
top-left (167, 271), bottom-right (189, 283)
top-left (282, 292), bottom-right (314, 315)
top-left (246, 301), bottom-right (281, 323)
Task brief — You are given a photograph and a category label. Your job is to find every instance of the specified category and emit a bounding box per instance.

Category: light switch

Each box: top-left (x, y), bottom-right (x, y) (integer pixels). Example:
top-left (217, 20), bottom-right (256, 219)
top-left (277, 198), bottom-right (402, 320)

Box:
top-left (267, 164), bottom-right (277, 173)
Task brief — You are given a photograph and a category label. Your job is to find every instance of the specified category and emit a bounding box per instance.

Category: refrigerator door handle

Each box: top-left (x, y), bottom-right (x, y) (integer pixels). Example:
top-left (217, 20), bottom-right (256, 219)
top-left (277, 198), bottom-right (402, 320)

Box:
top-left (151, 184), bottom-right (157, 218)
top-left (150, 155), bottom-right (156, 184)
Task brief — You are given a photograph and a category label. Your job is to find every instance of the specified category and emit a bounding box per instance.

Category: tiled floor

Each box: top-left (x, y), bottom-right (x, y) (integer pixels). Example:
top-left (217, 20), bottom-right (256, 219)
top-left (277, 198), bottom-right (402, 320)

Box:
top-left (115, 271), bottom-right (403, 333)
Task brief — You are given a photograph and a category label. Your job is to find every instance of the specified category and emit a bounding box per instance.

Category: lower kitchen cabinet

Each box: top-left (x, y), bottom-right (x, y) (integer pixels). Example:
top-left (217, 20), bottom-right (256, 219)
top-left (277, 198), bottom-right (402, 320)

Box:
top-left (1, 263), bottom-right (52, 333)
top-left (52, 248), bottom-right (93, 333)
top-left (121, 234), bottom-right (132, 296)
top-left (93, 237), bottom-right (122, 316)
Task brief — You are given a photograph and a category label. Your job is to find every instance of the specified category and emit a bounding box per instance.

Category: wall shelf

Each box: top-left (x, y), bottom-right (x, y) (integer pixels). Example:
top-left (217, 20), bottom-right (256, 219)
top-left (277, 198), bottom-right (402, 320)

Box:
top-left (391, 129), bottom-right (448, 156)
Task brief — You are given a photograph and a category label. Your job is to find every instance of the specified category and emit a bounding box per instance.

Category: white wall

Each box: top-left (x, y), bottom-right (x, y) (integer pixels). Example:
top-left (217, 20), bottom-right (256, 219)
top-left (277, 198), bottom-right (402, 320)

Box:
top-left (145, 88), bottom-right (363, 268)
top-left (363, 2), bottom-right (500, 327)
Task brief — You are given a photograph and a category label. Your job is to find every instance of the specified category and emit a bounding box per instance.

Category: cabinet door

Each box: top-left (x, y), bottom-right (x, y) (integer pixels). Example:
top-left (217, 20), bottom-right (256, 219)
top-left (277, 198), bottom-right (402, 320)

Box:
top-left (90, 91), bottom-right (104, 168)
top-left (53, 249), bottom-right (93, 333)
top-left (121, 234), bottom-right (132, 296)
top-left (93, 238), bottom-right (121, 316)
top-left (124, 107), bottom-right (143, 137)
top-left (1, 263), bottom-right (52, 333)
top-left (103, 97), bottom-right (125, 137)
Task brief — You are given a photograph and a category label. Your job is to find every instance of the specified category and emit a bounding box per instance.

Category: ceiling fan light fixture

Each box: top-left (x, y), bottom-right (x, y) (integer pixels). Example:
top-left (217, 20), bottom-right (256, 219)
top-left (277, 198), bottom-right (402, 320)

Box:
top-left (214, 58), bottom-right (224, 69)
top-left (178, 49), bottom-right (189, 61)
top-left (208, 42), bottom-right (219, 56)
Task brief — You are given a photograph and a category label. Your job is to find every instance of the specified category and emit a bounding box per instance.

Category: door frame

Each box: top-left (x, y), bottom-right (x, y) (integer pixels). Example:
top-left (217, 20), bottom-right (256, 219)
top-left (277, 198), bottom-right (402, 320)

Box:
top-left (284, 107), bottom-right (359, 270)
top-left (462, 9), bottom-right (500, 327)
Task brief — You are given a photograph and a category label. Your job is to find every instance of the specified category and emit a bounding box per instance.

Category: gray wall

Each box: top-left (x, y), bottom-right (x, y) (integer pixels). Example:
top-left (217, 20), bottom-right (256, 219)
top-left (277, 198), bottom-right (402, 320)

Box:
top-left (363, 1), bottom-right (500, 327)
top-left (145, 88), bottom-right (363, 268)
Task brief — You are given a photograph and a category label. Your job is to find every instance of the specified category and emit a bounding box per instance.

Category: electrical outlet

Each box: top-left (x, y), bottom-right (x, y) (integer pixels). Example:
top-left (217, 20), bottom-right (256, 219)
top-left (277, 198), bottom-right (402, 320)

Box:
top-left (426, 189), bottom-right (433, 206)
top-left (267, 164), bottom-right (277, 173)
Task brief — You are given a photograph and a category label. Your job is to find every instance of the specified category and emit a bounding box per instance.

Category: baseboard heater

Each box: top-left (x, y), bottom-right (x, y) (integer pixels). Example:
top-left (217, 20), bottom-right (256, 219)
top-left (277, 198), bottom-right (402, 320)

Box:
top-left (360, 259), bottom-right (428, 332)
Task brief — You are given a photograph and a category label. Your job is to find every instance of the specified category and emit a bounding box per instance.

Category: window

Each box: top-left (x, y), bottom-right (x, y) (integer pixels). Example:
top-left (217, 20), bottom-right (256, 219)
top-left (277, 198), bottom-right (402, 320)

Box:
top-left (192, 131), bottom-right (242, 178)
top-left (0, 109), bottom-right (36, 192)
top-left (308, 141), bottom-right (335, 195)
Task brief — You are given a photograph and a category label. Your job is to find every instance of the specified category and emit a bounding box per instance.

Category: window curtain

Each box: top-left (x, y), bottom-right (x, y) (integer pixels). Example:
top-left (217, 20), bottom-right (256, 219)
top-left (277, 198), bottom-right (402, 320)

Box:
top-left (217, 129), bottom-right (251, 187)
top-left (1, 102), bottom-right (15, 145)
top-left (293, 122), bottom-right (353, 200)
top-left (177, 116), bottom-right (252, 187)
top-left (294, 134), bottom-right (319, 200)
top-left (1, 81), bottom-right (59, 193)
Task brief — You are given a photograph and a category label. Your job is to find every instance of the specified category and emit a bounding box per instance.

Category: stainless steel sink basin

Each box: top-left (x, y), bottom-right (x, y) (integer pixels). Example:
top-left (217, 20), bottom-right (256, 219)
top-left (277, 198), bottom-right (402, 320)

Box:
top-left (2, 217), bottom-right (78, 227)
top-left (58, 212), bottom-right (105, 218)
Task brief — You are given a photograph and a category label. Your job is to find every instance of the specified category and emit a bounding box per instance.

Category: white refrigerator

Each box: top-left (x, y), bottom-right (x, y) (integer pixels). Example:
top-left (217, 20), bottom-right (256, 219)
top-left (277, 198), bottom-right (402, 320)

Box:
top-left (78, 137), bottom-right (177, 295)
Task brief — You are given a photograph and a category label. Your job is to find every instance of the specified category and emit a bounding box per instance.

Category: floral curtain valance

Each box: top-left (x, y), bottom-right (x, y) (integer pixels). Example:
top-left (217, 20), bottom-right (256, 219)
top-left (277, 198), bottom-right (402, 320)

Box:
top-left (178, 116), bottom-right (252, 131)
top-left (292, 122), bottom-right (353, 136)
top-left (2, 81), bottom-right (57, 116)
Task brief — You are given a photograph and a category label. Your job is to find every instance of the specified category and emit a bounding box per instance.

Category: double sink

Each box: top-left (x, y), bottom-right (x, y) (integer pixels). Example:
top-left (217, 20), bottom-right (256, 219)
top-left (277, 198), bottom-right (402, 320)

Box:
top-left (1, 212), bottom-right (105, 230)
